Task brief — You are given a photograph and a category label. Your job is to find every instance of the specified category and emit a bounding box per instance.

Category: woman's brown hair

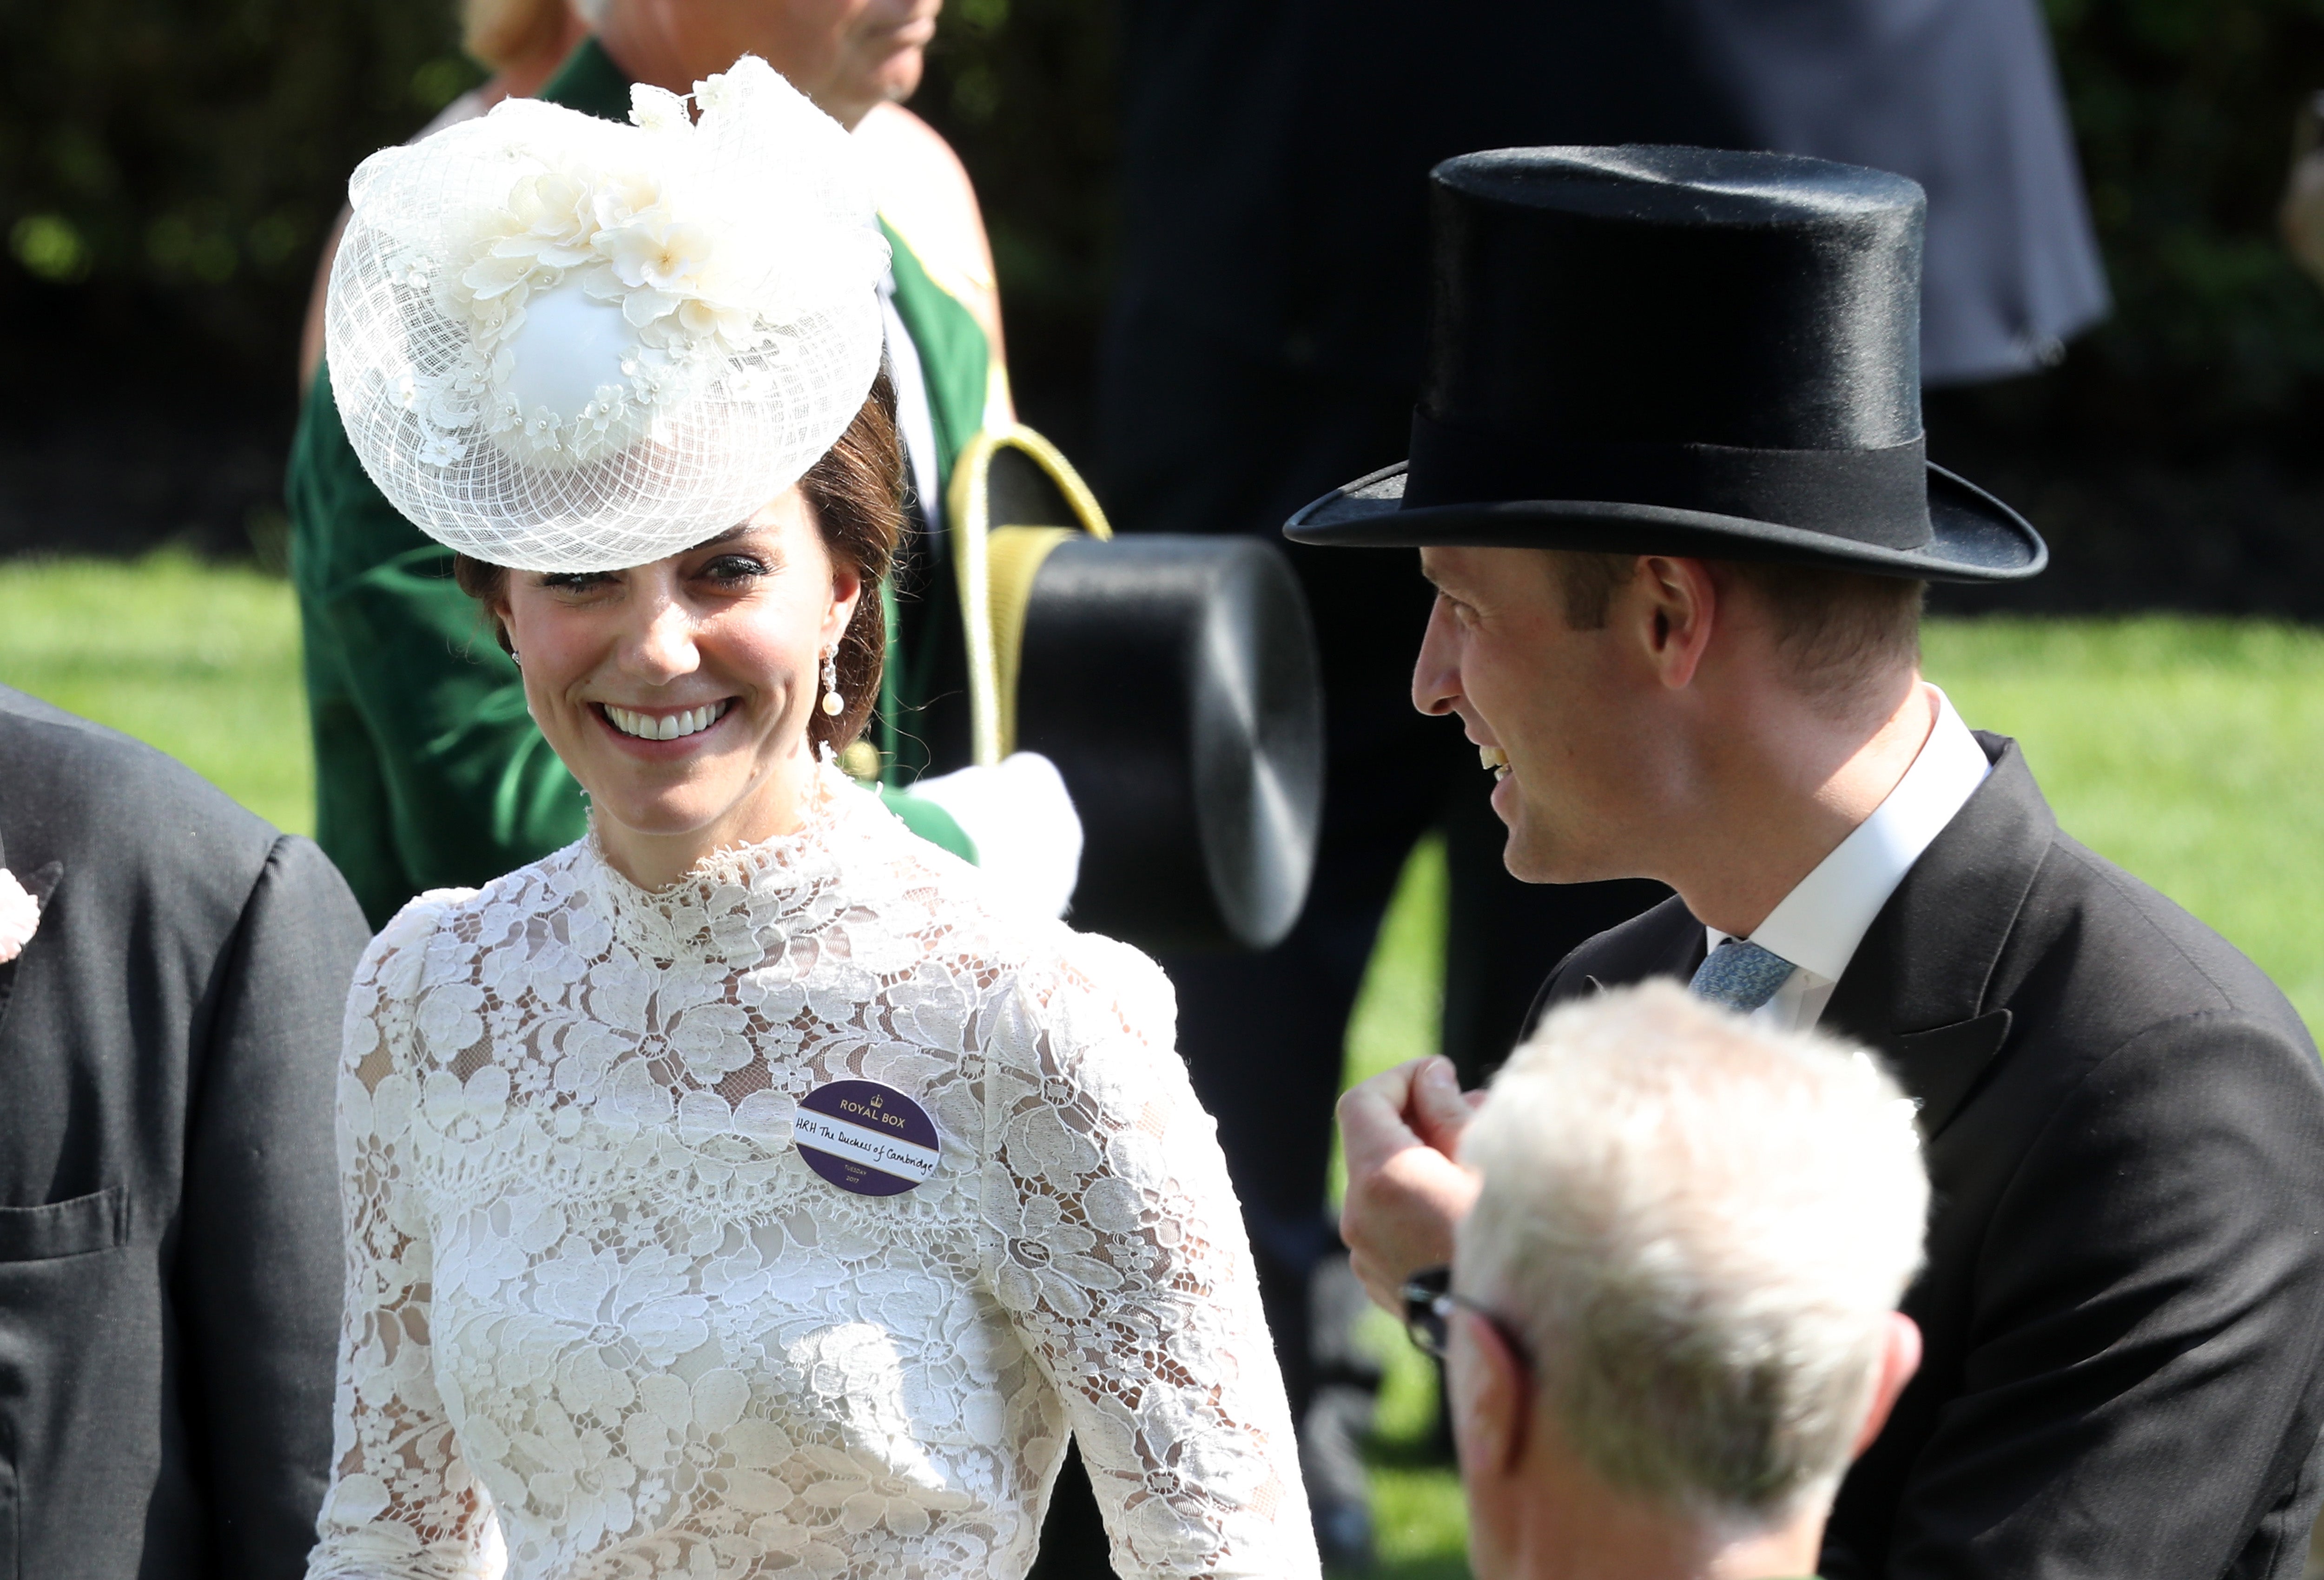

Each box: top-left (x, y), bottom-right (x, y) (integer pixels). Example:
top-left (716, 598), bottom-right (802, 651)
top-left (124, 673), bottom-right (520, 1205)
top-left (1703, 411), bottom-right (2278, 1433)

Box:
top-left (453, 373), bottom-right (906, 758)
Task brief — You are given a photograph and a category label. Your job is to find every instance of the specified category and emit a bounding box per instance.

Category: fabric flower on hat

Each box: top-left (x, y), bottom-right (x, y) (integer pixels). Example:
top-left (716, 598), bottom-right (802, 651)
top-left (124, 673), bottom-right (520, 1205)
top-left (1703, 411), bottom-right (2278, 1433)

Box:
top-left (0, 868), bottom-right (39, 963)
top-left (325, 53), bottom-right (889, 573)
top-left (603, 214), bottom-right (715, 297)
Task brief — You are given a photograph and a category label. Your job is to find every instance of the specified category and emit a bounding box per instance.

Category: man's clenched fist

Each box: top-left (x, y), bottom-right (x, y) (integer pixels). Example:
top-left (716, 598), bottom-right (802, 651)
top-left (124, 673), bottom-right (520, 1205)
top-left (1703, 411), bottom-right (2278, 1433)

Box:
top-left (1336, 1055), bottom-right (1487, 1312)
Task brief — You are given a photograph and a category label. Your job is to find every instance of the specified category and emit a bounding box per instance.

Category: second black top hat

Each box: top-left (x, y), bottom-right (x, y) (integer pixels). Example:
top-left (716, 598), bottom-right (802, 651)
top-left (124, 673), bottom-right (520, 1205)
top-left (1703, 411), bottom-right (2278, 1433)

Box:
top-left (1285, 145), bottom-right (2045, 582)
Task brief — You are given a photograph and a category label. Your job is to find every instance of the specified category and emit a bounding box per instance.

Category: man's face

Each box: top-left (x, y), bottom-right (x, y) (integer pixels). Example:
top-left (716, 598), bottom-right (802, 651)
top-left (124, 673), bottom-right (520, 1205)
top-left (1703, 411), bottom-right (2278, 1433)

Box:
top-left (1413, 546), bottom-right (1661, 883)
top-left (706, 0), bottom-right (941, 126)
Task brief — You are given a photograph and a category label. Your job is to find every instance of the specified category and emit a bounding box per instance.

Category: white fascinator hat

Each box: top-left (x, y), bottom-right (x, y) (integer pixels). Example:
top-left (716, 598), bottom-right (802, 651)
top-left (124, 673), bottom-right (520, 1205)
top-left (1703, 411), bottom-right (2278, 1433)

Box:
top-left (326, 55), bottom-right (891, 573)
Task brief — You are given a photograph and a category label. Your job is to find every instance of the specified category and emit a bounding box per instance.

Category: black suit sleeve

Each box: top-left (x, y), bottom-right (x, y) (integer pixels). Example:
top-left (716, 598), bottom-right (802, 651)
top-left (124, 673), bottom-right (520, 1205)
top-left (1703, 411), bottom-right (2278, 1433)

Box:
top-left (175, 836), bottom-right (372, 1579)
top-left (1889, 1013), bottom-right (2324, 1579)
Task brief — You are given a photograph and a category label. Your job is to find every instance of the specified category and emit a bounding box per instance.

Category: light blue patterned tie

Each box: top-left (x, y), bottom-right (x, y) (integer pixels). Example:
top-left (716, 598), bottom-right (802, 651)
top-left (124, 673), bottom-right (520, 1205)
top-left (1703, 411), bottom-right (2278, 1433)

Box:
top-left (1689, 936), bottom-right (1797, 1014)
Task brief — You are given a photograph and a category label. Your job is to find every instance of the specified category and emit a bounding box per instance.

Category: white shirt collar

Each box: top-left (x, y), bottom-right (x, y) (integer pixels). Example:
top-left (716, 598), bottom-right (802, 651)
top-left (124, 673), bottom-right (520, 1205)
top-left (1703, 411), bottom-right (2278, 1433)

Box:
top-left (1708, 685), bottom-right (1992, 986)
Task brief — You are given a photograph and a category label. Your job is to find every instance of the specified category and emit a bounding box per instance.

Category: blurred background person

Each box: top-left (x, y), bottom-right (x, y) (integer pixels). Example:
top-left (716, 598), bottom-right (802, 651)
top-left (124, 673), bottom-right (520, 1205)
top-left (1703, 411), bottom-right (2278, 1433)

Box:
top-left (1098, 0), bottom-right (2109, 1560)
top-left (0, 685), bottom-right (370, 1580)
top-left (1427, 983), bottom-right (1928, 1580)
top-left (287, 0), bottom-right (1007, 933)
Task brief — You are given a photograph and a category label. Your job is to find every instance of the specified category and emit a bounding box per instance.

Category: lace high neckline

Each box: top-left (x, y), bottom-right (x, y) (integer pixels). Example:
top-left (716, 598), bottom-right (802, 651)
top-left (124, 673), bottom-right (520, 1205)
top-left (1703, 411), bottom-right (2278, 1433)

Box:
top-left (577, 759), bottom-right (862, 964)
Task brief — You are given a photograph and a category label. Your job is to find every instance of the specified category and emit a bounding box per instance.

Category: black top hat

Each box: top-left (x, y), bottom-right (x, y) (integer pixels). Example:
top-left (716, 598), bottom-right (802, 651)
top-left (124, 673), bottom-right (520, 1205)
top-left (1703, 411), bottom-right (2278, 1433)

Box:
top-left (1283, 146), bottom-right (2045, 581)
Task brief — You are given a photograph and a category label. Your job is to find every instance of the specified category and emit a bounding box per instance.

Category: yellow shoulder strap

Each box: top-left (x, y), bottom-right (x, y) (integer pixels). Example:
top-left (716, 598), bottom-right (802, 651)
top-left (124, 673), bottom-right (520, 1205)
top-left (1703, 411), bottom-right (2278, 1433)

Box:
top-left (946, 426), bottom-right (1113, 765)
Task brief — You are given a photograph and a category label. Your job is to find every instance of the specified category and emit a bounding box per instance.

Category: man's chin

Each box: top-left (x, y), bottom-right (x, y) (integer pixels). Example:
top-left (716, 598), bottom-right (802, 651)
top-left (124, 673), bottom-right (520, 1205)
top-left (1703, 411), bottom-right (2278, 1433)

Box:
top-left (1499, 824), bottom-right (1558, 884)
top-left (1502, 846), bottom-right (1568, 885)
top-left (870, 53), bottom-right (926, 105)
top-left (1499, 811), bottom-right (1612, 886)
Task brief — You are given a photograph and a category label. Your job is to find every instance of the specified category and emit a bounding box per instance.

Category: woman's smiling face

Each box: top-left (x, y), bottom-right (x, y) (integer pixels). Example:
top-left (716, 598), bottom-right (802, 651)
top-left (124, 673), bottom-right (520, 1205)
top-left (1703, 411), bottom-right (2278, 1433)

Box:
top-left (497, 485), bottom-right (860, 889)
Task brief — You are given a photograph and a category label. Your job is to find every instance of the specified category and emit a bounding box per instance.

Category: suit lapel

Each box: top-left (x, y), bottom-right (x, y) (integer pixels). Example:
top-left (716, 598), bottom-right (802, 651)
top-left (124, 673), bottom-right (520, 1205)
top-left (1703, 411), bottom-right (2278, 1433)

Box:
top-left (1893, 1011), bottom-right (2014, 1135)
top-left (1822, 735), bottom-right (2054, 1139)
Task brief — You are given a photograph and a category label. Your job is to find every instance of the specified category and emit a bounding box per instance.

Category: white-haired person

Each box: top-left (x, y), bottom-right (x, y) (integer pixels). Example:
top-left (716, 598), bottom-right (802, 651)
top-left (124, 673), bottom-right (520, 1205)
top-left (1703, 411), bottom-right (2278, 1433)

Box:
top-left (299, 59), bottom-right (1314, 1580)
top-left (1414, 982), bottom-right (1927, 1580)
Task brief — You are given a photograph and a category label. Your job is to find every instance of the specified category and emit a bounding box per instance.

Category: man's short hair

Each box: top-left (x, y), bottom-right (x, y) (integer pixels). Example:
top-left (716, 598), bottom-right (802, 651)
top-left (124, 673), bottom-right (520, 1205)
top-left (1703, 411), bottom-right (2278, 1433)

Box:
top-left (1457, 982), bottom-right (1929, 1525)
top-left (1551, 551), bottom-right (1923, 711)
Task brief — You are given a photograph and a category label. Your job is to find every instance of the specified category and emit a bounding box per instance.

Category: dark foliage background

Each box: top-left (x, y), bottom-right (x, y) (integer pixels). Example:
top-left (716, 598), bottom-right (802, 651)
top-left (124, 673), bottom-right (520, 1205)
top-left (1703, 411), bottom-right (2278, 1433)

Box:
top-left (4, 0), bottom-right (2323, 607)
top-left (0, 0), bottom-right (478, 557)
top-left (1926, 0), bottom-right (2324, 613)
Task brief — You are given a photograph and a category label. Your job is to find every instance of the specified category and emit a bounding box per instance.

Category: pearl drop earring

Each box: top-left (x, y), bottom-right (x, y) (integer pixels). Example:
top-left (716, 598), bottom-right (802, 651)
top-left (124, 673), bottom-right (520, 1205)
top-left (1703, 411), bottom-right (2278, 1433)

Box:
top-left (820, 648), bottom-right (844, 716)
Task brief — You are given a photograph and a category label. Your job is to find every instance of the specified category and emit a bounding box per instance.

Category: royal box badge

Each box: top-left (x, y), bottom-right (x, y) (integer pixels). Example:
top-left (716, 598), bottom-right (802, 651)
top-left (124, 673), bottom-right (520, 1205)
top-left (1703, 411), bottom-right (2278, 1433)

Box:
top-left (794, 1079), bottom-right (940, 1197)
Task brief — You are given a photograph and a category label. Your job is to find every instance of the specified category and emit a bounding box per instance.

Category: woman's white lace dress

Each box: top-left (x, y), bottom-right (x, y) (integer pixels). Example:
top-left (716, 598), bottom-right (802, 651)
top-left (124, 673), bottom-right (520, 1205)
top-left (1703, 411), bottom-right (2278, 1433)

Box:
top-left (305, 764), bottom-right (1317, 1580)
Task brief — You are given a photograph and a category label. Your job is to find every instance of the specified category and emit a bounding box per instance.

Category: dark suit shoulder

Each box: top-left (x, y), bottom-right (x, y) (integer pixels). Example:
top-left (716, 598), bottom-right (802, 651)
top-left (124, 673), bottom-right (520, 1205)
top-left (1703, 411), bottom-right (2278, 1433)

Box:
top-left (0, 685), bottom-right (281, 884)
top-left (1839, 824), bottom-right (2324, 1580)
top-left (1538, 893), bottom-right (1703, 1009)
top-left (2008, 829), bottom-right (2313, 1059)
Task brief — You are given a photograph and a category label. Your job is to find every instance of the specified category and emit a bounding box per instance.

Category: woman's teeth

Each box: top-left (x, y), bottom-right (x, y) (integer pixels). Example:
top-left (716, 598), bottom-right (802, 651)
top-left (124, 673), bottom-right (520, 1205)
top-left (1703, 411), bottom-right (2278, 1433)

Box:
top-left (604, 701), bottom-right (730, 741)
top-left (1479, 744), bottom-right (1510, 782)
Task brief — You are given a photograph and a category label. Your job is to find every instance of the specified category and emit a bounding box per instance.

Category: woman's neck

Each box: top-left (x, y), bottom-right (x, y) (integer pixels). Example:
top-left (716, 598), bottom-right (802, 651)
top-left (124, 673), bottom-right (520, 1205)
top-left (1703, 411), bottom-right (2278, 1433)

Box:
top-left (593, 753), bottom-right (820, 891)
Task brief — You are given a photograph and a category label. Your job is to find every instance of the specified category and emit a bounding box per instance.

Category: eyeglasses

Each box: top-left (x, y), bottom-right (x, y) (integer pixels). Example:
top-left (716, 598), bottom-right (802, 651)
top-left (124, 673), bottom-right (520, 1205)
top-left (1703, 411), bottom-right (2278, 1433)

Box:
top-left (1400, 1265), bottom-right (1512, 1361)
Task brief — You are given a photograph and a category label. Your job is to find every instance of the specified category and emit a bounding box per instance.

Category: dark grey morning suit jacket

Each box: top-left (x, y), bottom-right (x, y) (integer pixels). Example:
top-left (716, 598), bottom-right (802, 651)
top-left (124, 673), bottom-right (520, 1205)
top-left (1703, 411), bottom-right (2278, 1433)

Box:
top-left (1536, 736), bottom-right (2324, 1578)
top-left (0, 685), bottom-right (370, 1579)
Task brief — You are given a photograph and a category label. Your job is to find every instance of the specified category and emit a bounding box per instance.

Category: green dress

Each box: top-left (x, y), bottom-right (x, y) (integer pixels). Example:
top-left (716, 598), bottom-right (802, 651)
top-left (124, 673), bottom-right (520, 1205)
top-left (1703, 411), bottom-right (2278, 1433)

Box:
top-left (289, 38), bottom-right (990, 928)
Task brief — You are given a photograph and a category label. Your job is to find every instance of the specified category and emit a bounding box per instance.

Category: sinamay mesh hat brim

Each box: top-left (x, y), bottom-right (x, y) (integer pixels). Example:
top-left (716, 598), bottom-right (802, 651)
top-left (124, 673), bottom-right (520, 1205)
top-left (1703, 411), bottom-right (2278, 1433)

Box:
top-left (326, 57), bottom-right (890, 573)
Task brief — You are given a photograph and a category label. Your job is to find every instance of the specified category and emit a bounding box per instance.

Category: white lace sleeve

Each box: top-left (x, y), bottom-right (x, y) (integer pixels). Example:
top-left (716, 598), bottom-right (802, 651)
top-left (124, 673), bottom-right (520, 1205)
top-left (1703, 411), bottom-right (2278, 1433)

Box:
top-left (981, 935), bottom-right (1319, 1580)
top-left (306, 898), bottom-right (501, 1580)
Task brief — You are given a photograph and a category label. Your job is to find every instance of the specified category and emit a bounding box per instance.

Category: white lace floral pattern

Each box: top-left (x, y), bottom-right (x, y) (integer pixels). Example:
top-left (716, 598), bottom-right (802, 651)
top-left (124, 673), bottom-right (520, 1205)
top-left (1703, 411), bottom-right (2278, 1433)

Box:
top-left (305, 764), bottom-right (1315, 1580)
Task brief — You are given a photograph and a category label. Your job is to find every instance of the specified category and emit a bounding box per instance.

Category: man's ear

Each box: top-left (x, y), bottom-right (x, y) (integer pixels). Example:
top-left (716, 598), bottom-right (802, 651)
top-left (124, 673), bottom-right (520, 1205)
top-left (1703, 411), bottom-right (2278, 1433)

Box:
top-left (1631, 555), bottom-right (1719, 689)
top-left (1850, 1312), bottom-right (1923, 1460)
top-left (1451, 1307), bottom-right (1531, 1478)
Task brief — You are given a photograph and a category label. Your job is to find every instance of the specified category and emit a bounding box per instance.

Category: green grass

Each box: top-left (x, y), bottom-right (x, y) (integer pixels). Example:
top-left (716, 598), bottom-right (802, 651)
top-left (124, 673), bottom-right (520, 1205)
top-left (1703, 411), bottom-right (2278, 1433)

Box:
top-left (1341, 842), bottom-right (1467, 1577)
top-left (0, 553), bottom-right (314, 835)
top-left (6, 561), bottom-right (2324, 1576)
